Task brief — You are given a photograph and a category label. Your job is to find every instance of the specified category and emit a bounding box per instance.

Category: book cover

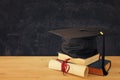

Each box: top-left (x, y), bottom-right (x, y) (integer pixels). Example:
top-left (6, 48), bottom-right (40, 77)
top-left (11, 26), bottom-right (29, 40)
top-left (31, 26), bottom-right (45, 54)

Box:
top-left (88, 59), bottom-right (111, 76)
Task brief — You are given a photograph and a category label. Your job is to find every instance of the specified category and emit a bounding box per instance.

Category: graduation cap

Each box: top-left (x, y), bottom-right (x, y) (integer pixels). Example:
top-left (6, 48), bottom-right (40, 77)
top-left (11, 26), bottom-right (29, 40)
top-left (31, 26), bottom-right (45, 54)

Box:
top-left (49, 27), bottom-right (110, 76)
top-left (49, 28), bottom-right (100, 58)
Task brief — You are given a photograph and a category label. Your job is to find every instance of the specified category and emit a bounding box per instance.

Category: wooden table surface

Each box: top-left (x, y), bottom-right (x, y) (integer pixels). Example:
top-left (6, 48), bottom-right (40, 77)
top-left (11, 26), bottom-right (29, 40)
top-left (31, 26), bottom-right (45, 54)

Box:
top-left (0, 56), bottom-right (119, 80)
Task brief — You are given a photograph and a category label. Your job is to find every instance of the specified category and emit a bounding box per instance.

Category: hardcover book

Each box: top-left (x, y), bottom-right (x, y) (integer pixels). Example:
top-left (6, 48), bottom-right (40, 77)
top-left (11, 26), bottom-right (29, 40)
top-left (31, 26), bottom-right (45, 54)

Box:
top-left (88, 59), bottom-right (111, 76)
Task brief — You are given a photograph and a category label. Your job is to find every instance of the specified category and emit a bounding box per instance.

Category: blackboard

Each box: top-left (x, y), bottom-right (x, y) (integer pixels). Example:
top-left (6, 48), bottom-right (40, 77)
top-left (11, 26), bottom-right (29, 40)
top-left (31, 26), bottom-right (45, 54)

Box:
top-left (0, 0), bottom-right (120, 56)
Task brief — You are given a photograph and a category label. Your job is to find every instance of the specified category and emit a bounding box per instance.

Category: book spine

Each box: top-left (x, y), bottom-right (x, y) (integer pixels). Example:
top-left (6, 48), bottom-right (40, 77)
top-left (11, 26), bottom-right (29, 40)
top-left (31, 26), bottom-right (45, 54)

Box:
top-left (48, 59), bottom-right (88, 77)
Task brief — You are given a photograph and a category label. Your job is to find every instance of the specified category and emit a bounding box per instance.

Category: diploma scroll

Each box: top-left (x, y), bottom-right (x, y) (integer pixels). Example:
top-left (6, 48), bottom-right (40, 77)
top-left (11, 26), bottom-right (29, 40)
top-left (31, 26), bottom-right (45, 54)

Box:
top-left (48, 59), bottom-right (88, 77)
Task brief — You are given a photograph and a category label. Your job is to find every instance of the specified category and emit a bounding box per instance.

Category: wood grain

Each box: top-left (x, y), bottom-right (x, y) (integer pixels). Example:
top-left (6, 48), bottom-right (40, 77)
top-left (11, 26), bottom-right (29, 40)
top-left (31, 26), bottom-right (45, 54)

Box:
top-left (0, 56), bottom-right (120, 80)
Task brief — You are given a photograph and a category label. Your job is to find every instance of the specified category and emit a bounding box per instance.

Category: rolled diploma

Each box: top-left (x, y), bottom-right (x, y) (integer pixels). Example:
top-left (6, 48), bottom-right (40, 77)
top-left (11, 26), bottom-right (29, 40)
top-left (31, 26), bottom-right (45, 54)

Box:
top-left (48, 59), bottom-right (88, 77)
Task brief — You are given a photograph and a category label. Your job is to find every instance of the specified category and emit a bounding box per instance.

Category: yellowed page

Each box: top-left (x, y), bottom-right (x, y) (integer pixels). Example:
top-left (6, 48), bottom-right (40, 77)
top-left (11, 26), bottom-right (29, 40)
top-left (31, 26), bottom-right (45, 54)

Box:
top-left (58, 52), bottom-right (99, 65)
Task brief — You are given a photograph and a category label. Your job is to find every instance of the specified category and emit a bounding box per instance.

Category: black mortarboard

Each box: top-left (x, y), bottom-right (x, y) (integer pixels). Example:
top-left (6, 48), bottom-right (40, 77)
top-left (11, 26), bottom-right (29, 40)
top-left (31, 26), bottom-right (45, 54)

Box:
top-left (49, 27), bottom-right (99, 58)
top-left (49, 27), bottom-right (110, 76)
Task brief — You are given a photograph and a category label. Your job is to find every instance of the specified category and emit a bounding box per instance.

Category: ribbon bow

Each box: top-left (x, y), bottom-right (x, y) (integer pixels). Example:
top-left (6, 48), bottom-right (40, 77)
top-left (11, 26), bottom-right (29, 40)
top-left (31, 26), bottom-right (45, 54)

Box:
top-left (57, 58), bottom-right (70, 75)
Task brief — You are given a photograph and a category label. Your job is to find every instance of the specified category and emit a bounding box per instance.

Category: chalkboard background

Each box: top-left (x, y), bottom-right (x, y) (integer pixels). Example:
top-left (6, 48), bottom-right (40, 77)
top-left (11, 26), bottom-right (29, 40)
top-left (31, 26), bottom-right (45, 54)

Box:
top-left (0, 0), bottom-right (120, 56)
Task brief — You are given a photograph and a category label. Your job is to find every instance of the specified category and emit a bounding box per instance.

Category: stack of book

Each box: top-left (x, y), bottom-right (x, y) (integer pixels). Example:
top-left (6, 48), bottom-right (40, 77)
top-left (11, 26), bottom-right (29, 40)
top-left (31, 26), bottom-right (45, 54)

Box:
top-left (48, 52), bottom-right (111, 77)
top-left (48, 28), bottom-right (111, 77)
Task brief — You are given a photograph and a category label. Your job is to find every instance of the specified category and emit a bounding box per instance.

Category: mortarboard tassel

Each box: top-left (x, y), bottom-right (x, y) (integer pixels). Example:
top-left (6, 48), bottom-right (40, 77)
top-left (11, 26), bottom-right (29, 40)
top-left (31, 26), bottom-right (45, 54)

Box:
top-left (100, 31), bottom-right (108, 76)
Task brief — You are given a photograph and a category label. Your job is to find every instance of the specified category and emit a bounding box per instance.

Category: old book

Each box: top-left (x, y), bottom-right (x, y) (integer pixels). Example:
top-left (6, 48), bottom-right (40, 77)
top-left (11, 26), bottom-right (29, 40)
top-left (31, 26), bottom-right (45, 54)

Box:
top-left (57, 52), bottom-right (100, 65)
top-left (88, 59), bottom-right (111, 76)
top-left (48, 59), bottom-right (88, 77)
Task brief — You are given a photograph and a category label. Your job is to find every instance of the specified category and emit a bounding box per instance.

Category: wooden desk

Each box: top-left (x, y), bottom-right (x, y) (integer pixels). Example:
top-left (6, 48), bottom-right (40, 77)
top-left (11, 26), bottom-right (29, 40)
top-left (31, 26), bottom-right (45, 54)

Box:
top-left (0, 56), bottom-right (119, 80)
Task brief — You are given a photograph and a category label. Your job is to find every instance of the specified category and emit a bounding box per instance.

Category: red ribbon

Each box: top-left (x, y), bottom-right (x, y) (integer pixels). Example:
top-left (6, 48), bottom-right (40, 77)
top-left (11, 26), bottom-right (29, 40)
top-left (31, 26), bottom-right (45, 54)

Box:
top-left (57, 58), bottom-right (70, 75)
